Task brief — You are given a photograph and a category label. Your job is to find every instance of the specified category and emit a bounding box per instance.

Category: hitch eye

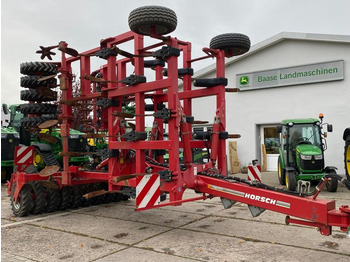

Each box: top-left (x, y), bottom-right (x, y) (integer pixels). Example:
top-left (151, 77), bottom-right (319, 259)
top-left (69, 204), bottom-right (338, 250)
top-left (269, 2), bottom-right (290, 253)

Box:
top-left (300, 154), bottom-right (312, 160)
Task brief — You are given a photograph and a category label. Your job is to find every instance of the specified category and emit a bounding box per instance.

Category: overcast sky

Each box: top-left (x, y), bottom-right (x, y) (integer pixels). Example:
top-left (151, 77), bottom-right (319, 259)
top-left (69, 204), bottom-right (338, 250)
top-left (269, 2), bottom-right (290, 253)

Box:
top-left (1, 0), bottom-right (350, 105)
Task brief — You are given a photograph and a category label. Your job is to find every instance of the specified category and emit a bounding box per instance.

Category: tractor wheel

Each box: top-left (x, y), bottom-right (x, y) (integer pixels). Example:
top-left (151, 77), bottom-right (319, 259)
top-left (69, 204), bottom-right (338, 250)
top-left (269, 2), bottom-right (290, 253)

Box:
top-left (20, 103), bottom-right (57, 115)
top-left (29, 182), bottom-right (47, 214)
top-left (285, 170), bottom-right (297, 191)
top-left (20, 62), bottom-right (57, 76)
top-left (21, 89), bottom-right (56, 102)
top-left (59, 187), bottom-right (72, 210)
top-left (10, 183), bottom-right (34, 217)
top-left (21, 116), bottom-right (56, 128)
top-left (46, 187), bottom-right (60, 213)
top-left (326, 171), bottom-right (338, 192)
top-left (277, 157), bottom-right (286, 185)
top-left (128, 6), bottom-right (177, 35)
top-left (345, 134), bottom-right (350, 181)
top-left (210, 33), bottom-right (251, 58)
top-left (20, 75), bottom-right (57, 88)
top-left (71, 186), bottom-right (83, 209)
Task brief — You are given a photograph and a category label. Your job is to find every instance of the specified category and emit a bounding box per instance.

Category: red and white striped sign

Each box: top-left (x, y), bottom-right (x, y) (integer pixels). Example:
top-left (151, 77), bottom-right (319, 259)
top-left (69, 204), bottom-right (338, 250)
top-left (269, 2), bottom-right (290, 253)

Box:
top-left (248, 165), bottom-right (262, 182)
top-left (14, 146), bottom-right (34, 172)
top-left (136, 174), bottom-right (160, 210)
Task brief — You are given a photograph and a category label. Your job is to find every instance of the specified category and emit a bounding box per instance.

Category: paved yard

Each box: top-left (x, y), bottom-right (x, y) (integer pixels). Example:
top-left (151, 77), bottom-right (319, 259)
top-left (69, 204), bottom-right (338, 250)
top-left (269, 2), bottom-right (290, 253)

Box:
top-left (1, 172), bottom-right (350, 261)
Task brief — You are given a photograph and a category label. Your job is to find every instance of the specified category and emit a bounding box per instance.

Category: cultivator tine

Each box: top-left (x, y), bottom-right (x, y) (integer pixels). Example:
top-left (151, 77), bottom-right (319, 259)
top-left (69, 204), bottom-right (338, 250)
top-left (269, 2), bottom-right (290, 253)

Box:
top-left (113, 173), bottom-right (146, 183)
top-left (38, 119), bottom-right (59, 129)
top-left (39, 165), bottom-right (60, 177)
top-left (82, 190), bottom-right (108, 199)
top-left (36, 45), bottom-right (58, 60)
top-left (84, 133), bottom-right (106, 138)
top-left (37, 74), bottom-right (57, 82)
top-left (225, 88), bottom-right (239, 92)
top-left (228, 134), bottom-right (241, 138)
top-left (112, 111), bottom-right (135, 118)
top-left (37, 133), bottom-right (59, 143)
top-left (58, 42), bottom-right (79, 57)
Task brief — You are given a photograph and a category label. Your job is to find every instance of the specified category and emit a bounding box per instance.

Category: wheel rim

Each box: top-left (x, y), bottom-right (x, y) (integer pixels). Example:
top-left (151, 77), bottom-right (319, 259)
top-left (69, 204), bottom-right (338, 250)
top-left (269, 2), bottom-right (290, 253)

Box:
top-left (34, 151), bottom-right (44, 167)
top-left (278, 162), bottom-right (281, 178)
top-left (346, 145), bottom-right (350, 175)
top-left (285, 173), bottom-right (289, 188)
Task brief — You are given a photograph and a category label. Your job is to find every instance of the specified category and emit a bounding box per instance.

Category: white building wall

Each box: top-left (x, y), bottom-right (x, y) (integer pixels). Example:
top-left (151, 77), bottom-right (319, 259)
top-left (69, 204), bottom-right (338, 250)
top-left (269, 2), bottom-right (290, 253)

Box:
top-left (192, 39), bottom-right (350, 173)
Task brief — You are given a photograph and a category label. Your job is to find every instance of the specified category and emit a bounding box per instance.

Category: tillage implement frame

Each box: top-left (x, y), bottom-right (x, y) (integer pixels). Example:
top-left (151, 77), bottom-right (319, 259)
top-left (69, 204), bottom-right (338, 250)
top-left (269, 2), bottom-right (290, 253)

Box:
top-left (7, 5), bottom-right (350, 237)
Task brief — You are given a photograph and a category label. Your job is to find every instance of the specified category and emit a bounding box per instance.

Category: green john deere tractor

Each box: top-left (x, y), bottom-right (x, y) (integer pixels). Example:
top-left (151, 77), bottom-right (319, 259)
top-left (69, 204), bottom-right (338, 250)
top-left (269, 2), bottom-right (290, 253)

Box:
top-left (277, 114), bottom-right (338, 192)
top-left (1, 127), bottom-right (20, 182)
top-left (344, 128), bottom-right (350, 181)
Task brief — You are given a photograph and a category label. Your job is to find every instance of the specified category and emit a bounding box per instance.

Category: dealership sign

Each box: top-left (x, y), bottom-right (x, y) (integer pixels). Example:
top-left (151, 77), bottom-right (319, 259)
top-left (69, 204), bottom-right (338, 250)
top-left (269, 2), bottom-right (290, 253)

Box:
top-left (236, 60), bottom-right (344, 91)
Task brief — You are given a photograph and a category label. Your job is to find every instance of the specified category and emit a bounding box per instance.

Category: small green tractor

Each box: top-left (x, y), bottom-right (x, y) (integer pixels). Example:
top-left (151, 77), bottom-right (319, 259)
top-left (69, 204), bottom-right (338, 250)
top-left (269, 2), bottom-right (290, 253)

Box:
top-left (277, 114), bottom-right (337, 192)
top-left (344, 128), bottom-right (350, 181)
top-left (1, 127), bottom-right (20, 182)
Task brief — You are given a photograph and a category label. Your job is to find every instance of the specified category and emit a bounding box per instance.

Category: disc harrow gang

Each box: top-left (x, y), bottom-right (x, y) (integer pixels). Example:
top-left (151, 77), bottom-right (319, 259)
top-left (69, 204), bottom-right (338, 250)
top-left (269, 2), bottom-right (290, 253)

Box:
top-left (7, 5), bottom-right (350, 237)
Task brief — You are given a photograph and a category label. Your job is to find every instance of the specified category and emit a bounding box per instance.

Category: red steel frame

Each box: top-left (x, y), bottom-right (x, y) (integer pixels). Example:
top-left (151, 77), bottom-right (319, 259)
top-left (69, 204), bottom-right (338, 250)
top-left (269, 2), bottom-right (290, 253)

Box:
top-left (8, 30), bottom-right (350, 236)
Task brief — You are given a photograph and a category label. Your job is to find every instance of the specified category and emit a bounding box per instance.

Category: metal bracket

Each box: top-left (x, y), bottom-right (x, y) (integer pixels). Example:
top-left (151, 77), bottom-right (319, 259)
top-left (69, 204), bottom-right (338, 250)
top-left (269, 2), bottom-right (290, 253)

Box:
top-left (95, 47), bottom-right (119, 59)
top-left (158, 169), bottom-right (173, 182)
top-left (121, 75), bottom-right (146, 86)
top-left (153, 46), bottom-right (180, 61)
top-left (96, 98), bottom-right (119, 108)
top-left (154, 108), bottom-right (173, 122)
top-left (122, 131), bottom-right (147, 142)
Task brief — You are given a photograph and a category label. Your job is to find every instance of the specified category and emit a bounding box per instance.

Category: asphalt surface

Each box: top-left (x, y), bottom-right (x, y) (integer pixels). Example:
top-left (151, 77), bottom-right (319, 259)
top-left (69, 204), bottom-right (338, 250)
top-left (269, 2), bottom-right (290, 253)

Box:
top-left (1, 172), bottom-right (350, 262)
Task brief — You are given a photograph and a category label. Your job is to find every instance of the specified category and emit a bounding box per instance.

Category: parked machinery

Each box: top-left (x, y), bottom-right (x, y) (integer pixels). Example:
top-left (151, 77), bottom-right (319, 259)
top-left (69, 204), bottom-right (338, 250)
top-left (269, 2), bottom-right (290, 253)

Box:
top-left (7, 6), bottom-right (350, 236)
top-left (277, 114), bottom-right (338, 192)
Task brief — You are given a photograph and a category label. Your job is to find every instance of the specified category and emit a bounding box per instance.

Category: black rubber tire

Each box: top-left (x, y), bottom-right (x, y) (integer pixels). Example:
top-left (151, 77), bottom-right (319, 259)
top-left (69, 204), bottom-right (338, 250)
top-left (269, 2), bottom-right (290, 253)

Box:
top-left (46, 187), bottom-right (60, 213)
top-left (10, 183), bottom-right (34, 217)
top-left (20, 62), bottom-right (57, 76)
top-left (21, 89), bottom-right (57, 102)
top-left (71, 186), bottom-right (83, 209)
top-left (277, 157), bottom-right (286, 185)
top-left (59, 187), bottom-right (72, 210)
top-left (345, 134), bottom-right (350, 181)
top-left (21, 116), bottom-right (56, 128)
top-left (29, 181), bottom-right (47, 214)
top-left (326, 171), bottom-right (338, 192)
top-left (1, 167), bottom-right (13, 183)
top-left (210, 33), bottom-right (251, 57)
top-left (20, 75), bottom-right (57, 88)
top-left (128, 5), bottom-right (177, 35)
top-left (286, 170), bottom-right (297, 191)
top-left (20, 103), bottom-right (57, 114)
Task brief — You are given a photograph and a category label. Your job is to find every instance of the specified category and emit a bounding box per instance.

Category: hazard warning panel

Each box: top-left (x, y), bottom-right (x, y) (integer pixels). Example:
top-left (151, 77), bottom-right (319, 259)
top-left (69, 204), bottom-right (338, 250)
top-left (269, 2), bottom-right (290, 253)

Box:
top-left (136, 174), bottom-right (160, 210)
top-left (247, 165), bottom-right (262, 182)
top-left (14, 146), bottom-right (34, 172)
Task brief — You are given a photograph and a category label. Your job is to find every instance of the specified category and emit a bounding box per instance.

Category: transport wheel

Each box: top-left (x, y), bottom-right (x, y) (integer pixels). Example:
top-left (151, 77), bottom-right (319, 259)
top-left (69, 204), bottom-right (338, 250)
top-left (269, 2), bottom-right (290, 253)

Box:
top-left (20, 62), bottom-right (57, 76)
top-left (128, 5), bottom-right (177, 35)
top-left (20, 103), bottom-right (57, 114)
top-left (59, 187), bottom-right (72, 210)
top-left (71, 186), bottom-right (83, 208)
top-left (209, 33), bottom-right (251, 57)
top-left (46, 187), bottom-right (60, 213)
top-left (20, 75), bottom-right (57, 88)
top-left (21, 89), bottom-right (57, 102)
top-left (30, 181), bottom-right (47, 214)
top-left (285, 170), bottom-right (296, 191)
top-left (10, 183), bottom-right (34, 217)
top-left (277, 157), bottom-right (286, 185)
top-left (326, 171), bottom-right (338, 192)
top-left (345, 134), bottom-right (350, 181)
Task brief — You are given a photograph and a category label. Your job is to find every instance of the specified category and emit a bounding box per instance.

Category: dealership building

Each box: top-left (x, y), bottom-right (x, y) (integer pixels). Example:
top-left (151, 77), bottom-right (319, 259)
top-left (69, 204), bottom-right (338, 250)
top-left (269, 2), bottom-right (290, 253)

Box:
top-left (192, 32), bottom-right (350, 173)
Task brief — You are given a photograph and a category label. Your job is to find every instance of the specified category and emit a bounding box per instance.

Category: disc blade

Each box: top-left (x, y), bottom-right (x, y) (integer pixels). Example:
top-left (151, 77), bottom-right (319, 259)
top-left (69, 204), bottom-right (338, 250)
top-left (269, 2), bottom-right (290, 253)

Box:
top-left (38, 119), bottom-right (59, 129)
top-left (39, 165), bottom-right (60, 177)
top-left (37, 133), bottom-right (58, 143)
top-left (83, 74), bottom-right (107, 83)
top-left (193, 120), bottom-right (209, 124)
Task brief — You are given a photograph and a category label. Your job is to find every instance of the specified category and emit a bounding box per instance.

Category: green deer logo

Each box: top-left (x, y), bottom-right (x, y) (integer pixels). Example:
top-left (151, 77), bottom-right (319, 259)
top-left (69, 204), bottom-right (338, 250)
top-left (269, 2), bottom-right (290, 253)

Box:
top-left (240, 76), bottom-right (249, 85)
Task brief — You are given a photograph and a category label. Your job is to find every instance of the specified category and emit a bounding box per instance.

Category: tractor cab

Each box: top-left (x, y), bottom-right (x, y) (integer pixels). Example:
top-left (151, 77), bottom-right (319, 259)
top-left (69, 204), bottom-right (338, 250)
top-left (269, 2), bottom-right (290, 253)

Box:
top-left (277, 114), bottom-right (337, 192)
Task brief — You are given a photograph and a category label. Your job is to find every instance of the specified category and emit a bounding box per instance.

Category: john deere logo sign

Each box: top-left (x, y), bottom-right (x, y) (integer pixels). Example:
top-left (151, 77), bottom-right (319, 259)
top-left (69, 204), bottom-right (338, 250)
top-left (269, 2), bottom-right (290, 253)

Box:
top-left (236, 60), bottom-right (344, 91)
top-left (240, 76), bottom-right (249, 85)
